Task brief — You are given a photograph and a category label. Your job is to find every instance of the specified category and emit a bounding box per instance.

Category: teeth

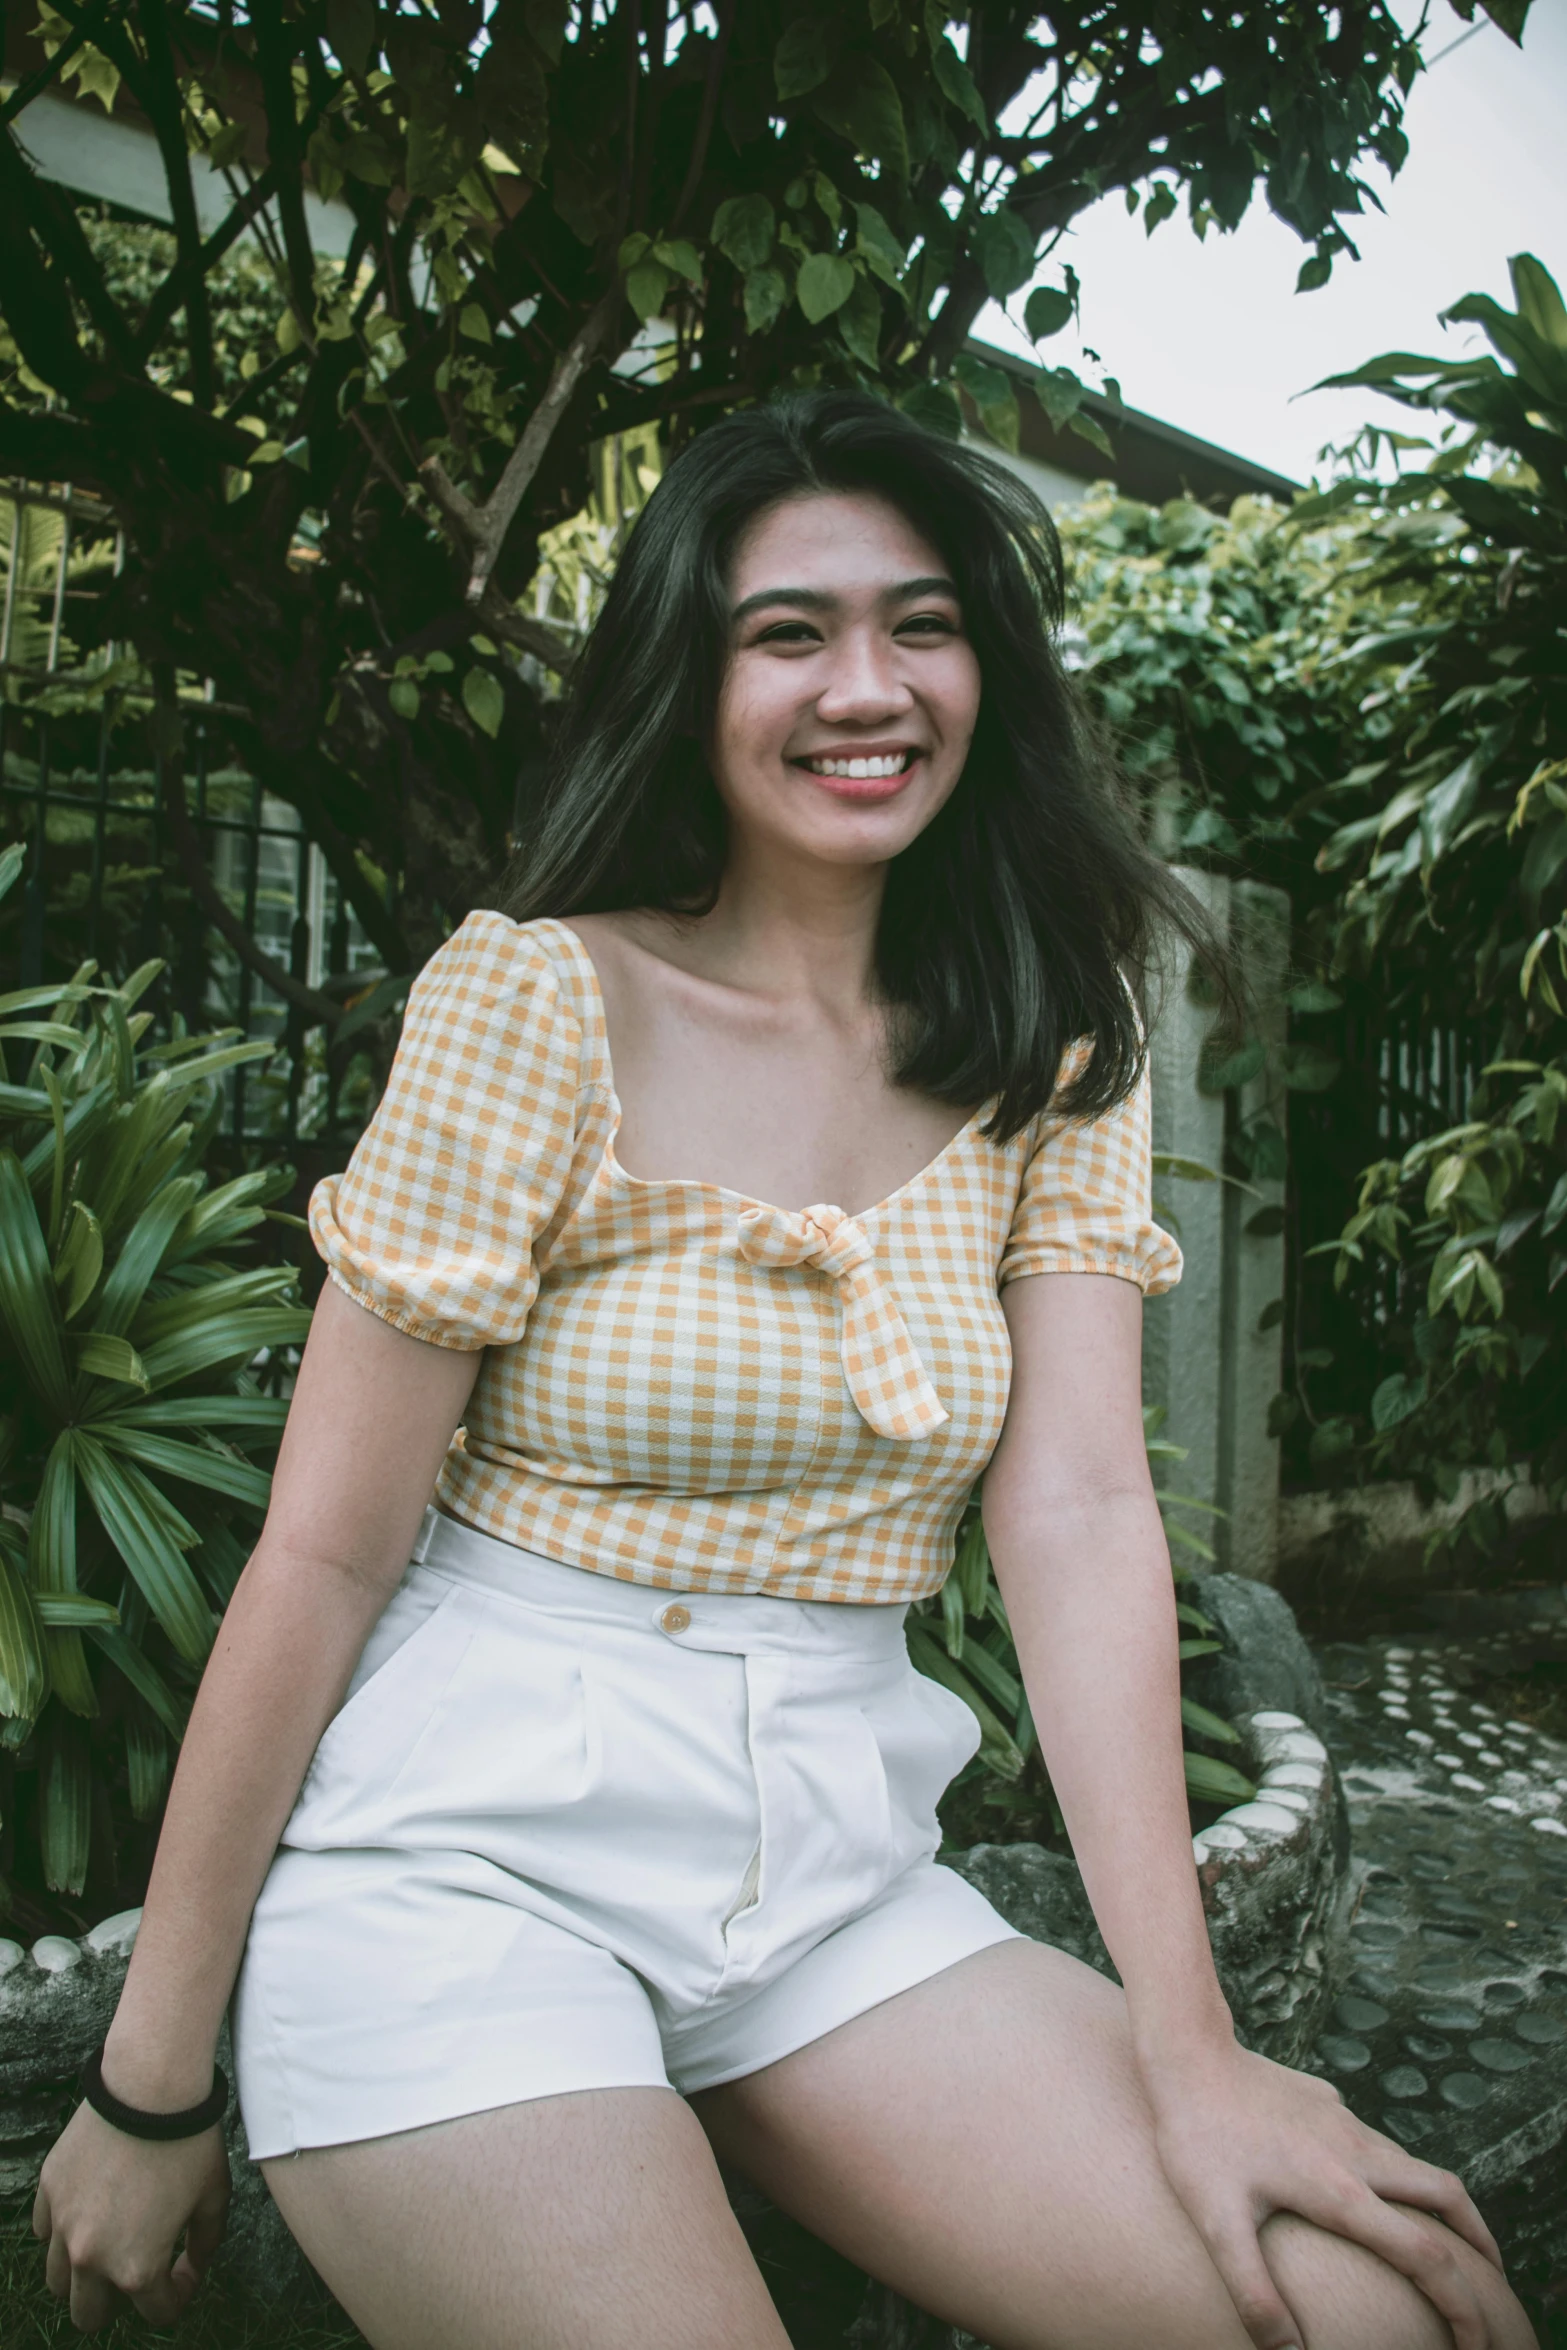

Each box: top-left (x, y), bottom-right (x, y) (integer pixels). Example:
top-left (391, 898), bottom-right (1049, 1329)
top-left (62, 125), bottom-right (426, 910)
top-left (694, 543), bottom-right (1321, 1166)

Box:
top-left (806, 753), bottom-right (907, 778)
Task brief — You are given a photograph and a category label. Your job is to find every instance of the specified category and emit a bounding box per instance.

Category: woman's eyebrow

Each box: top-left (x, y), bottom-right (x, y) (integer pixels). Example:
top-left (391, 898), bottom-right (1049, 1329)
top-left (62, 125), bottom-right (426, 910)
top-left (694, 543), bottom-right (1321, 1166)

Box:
top-left (730, 576), bottom-right (960, 624)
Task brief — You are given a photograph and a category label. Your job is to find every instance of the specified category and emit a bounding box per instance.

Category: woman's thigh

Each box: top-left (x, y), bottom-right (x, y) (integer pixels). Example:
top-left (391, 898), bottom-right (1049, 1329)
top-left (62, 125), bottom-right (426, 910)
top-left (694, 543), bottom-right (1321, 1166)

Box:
top-left (261, 2086), bottom-right (789, 2350)
top-left (694, 1939), bottom-right (1533, 2350)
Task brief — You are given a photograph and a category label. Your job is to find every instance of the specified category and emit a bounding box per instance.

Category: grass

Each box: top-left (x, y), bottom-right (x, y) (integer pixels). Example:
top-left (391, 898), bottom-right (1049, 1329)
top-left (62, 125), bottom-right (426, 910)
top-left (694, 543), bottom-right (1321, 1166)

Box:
top-left (0, 2204), bottom-right (365, 2350)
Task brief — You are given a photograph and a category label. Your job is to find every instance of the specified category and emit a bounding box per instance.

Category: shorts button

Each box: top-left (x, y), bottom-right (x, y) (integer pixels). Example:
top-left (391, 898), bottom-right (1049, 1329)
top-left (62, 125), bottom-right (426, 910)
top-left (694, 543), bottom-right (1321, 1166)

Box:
top-left (659, 1603), bottom-right (692, 1635)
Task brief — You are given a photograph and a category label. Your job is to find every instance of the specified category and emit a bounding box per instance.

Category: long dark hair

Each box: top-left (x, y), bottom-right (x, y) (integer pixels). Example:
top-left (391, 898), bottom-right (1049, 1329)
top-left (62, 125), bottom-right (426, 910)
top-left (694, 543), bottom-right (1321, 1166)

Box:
top-left (498, 390), bottom-right (1218, 1141)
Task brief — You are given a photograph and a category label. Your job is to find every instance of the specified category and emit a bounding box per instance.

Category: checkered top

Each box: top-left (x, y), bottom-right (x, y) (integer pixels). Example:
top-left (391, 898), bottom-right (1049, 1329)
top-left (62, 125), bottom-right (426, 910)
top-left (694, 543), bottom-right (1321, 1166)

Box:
top-left (309, 913), bottom-right (1181, 1603)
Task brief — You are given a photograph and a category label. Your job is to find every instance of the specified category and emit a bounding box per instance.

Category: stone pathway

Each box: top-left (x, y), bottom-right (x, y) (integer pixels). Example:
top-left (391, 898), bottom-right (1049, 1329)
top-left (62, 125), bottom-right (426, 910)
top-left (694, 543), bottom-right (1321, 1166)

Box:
top-left (1308, 1617), bottom-right (1567, 2305)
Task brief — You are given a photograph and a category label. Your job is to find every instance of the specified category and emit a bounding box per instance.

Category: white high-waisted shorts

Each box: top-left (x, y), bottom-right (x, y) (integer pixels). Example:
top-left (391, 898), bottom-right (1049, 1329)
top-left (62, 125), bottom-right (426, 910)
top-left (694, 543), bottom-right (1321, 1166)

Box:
top-left (233, 1506), bottom-right (1019, 2158)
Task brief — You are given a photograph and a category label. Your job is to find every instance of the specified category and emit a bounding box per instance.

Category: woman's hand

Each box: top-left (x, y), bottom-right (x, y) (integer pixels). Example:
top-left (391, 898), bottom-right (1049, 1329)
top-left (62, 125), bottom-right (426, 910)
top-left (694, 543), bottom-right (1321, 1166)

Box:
top-left (32, 2100), bottom-right (231, 2332)
top-left (1144, 2035), bottom-right (1505, 2350)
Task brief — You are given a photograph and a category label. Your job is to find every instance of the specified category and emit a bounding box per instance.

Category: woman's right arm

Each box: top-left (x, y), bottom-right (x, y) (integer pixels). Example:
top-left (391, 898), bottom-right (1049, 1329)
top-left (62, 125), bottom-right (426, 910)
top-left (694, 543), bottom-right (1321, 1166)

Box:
top-left (33, 1279), bottom-right (482, 2333)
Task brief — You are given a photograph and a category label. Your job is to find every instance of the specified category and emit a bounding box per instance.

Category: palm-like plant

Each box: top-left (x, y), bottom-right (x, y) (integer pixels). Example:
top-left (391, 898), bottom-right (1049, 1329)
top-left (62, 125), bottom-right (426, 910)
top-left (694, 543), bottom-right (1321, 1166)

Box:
top-left (0, 842), bottom-right (310, 1911)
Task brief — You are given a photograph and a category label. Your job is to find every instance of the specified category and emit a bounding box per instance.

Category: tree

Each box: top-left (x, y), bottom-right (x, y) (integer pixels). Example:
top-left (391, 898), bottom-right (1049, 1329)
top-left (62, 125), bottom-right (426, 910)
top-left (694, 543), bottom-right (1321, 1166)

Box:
top-left (1, 0), bottom-right (1533, 995)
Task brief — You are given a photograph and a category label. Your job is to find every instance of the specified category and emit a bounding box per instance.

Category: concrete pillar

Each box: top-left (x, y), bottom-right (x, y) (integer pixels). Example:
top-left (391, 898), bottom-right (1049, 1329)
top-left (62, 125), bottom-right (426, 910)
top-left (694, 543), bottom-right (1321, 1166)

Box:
top-left (1142, 870), bottom-right (1289, 1581)
top-left (1144, 870), bottom-right (1229, 1524)
top-left (1218, 882), bottom-right (1290, 1580)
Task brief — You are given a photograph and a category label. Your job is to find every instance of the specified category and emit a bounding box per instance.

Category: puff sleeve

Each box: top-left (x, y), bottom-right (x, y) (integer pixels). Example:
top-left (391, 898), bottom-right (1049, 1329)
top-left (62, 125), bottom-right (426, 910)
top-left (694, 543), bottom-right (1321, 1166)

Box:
top-left (998, 1054), bottom-right (1182, 1295)
top-left (308, 912), bottom-right (582, 1349)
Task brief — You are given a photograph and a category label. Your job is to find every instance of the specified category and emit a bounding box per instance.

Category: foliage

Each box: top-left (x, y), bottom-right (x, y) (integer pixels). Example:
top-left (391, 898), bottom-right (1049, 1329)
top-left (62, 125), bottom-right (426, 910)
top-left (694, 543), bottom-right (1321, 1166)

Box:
top-left (916, 1412), bottom-right (1254, 1847)
top-left (1293, 254), bottom-right (1567, 1545)
top-left (1054, 255), bottom-right (1567, 1546)
top-left (0, 844), bottom-right (309, 1924)
top-left (0, 0), bottom-right (1513, 988)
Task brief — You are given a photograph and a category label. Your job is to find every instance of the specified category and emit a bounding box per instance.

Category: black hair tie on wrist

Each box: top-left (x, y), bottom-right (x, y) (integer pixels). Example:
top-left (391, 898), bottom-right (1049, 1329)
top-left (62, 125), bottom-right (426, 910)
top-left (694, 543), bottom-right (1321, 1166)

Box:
top-left (79, 2045), bottom-right (229, 2142)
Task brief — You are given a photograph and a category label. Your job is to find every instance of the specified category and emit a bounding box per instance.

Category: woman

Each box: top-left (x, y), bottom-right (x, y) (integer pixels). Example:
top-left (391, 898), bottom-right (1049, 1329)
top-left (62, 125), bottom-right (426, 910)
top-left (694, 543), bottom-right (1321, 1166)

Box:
top-left (36, 393), bottom-right (1532, 2350)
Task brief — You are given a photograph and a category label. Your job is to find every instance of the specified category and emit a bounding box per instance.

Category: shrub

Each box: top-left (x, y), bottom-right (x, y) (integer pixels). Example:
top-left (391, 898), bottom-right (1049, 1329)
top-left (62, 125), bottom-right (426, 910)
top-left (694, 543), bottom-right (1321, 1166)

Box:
top-left (0, 844), bottom-right (309, 1924)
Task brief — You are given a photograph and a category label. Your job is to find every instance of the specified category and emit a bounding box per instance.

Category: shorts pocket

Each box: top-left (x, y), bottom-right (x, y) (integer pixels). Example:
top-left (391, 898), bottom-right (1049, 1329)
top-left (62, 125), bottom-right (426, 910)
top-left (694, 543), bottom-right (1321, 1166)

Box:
top-left (289, 1575), bottom-right (476, 1838)
top-left (861, 1659), bottom-right (982, 1867)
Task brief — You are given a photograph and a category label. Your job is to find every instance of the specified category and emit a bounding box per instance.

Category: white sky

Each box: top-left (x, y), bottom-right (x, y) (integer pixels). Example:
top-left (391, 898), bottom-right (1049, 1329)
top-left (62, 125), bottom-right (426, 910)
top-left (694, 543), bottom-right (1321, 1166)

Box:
top-left (975, 0), bottom-right (1567, 486)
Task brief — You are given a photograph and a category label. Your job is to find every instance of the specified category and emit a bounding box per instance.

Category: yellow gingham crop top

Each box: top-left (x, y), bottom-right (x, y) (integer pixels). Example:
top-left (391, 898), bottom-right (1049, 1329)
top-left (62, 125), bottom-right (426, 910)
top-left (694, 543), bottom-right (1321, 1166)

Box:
top-left (309, 912), bottom-right (1182, 1605)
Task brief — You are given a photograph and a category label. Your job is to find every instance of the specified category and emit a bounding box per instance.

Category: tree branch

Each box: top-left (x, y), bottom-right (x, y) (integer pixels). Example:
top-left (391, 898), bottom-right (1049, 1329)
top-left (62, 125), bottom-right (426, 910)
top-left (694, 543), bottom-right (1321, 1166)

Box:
top-left (420, 285), bottom-right (623, 607)
top-left (135, 163), bottom-right (284, 357)
top-left (125, 0), bottom-right (215, 407)
top-left (0, 130), bottom-right (138, 368)
top-left (251, 0), bottom-right (319, 325)
top-left (670, 0), bottom-right (734, 233)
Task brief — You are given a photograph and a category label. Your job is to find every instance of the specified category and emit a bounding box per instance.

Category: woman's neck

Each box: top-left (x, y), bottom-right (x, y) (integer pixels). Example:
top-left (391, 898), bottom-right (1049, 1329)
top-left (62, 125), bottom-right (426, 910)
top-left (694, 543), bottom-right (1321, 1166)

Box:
top-left (667, 836), bottom-right (888, 1011)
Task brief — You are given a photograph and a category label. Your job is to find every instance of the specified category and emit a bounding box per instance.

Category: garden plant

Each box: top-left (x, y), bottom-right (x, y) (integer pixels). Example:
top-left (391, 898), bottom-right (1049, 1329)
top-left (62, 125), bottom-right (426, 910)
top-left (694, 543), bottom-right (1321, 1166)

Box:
top-left (0, 841), bottom-right (310, 1932)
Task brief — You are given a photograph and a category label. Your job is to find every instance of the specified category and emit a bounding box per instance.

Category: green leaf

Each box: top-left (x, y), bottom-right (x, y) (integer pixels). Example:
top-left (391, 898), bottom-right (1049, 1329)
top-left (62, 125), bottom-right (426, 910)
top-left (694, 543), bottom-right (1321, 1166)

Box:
top-left (975, 208), bottom-right (1035, 301)
top-left (74, 1432), bottom-right (216, 1666)
top-left (811, 57), bottom-right (908, 181)
top-left (1296, 253), bottom-right (1333, 294)
top-left (458, 302), bottom-right (491, 343)
top-left (1284, 981), bottom-right (1342, 1014)
top-left (906, 1622), bottom-right (1023, 1781)
top-left (462, 667), bottom-right (505, 739)
top-left (98, 1425), bottom-right (272, 1511)
top-left (125, 1697), bottom-right (169, 1821)
top-left (1278, 1043), bottom-right (1342, 1094)
top-left (1177, 1638), bottom-right (1222, 1660)
top-left (87, 1623), bottom-right (188, 1742)
top-left (326, 0), bottom-right (377, 76)
top-left (0, 1545), bottom-right (47, 1721)
top-left (853, 202), bottom-right (905, 287)
top-left (924, 4), bottom-right (986, 126)
top-left (93, 1174), bottom-right (201, 1339)
top-left (836, 269), bottom-right (883, 368)
top-left (712, 194), bottom-right (776, 274)
top-left (138, 1304), bottom-right (312, 1392)
top-left (1024, 285), bottom-right (1074, 342)
top-left (29, 1433), bottom-right (98, 1717)
top-left (1185, 1751), bottom-right (1256, 1805)
top-left (1199, 1040), bottom-right (1265, 1095)
top-left (0, 1150), bottom-right (71, 1418)
top-left (1511, 252), bottom-right (1567, 351)
top-left (774, 15), bottom-right (839, 99)
top-left (75, 1332), bottom-right (150, 1389)
top-left (116, 1395), bottom-right (290, 1432)
top-left (797, 252), bottom-right (856, 323)
top-left (388, 677), bottom-right (420, 722)
top-left (1371, 1372), bottom-right (1427, 1432)
top-left (1180, 1695), bottom-right (1241, 1747)
top-left (625, 259), bottom-right (673, 322)
top-left (34, 1593), bottom-right (120, 1628)
top-left (53, 1199), bottom-right (104, 1321)
top-left (652, 239), bottom-right (703, 285)
top-left (41, 1711), bottom-right (91, 1895)
top-left (898, 379), bottom-right (962, 440)
top-left (744, 266), bottom-right (788, 334)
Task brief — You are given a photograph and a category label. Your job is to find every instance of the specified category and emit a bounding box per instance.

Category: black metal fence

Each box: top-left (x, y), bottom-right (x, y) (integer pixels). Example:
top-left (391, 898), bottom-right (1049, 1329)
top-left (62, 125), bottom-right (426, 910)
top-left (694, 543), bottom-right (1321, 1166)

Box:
top-left (0, 479), bottom-right (381, 1159)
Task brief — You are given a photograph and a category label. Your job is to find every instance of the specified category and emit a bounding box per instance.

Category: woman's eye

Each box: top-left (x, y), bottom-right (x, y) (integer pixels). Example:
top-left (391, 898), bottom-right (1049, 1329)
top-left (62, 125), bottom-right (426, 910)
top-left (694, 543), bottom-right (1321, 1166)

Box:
top-left (753, 621), bottom-right (821, 646)
top-left (898, 613), bottom-right (959, 637)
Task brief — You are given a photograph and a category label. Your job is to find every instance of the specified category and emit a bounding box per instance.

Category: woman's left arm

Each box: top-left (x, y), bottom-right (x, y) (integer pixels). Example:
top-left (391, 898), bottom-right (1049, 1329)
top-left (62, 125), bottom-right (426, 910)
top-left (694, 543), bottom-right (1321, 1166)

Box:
top-left (986, 1270), bottom-right (1505, 2350)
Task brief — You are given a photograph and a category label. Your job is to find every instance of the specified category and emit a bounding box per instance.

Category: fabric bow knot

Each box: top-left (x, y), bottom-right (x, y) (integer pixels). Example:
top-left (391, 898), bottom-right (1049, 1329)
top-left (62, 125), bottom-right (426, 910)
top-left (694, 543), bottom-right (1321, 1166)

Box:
top-left (735, 1202), bottom-right (948, 1444)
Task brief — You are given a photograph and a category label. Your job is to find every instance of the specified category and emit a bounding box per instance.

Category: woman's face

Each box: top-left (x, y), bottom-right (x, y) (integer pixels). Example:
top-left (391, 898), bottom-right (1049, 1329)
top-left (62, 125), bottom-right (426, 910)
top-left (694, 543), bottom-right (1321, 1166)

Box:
top-left (709, 491), bottom-right (982, 873)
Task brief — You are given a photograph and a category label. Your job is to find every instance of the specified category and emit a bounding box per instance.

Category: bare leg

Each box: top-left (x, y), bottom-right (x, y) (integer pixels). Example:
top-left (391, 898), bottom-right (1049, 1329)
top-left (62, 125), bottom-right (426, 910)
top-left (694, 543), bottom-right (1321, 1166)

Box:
top-left (696, 1941), bottom-right (1537, 2350)
top-left (262, 2086), bottom-right (789, 2350)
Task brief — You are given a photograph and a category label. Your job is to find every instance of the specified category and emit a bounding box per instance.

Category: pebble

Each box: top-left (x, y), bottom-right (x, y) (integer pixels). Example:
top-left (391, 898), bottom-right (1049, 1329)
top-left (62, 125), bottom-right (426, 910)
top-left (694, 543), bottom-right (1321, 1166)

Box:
top-left (1319, 2035), bottom-right (1372, 2073)
top-left (1381, 2066), bottom-right (1428, 2099)
top-left (1439, 2073), bottom-right (1491, 2110)
top-left (1450, 1774), bottom-right (1486, 1793)
top-left (1334, 1996), bottom-right (1390, 2033)
top-left (1514, 2014), bottom-right (1567, 2045)
top-left (1469, 2038), bottom-right (1530, 2073)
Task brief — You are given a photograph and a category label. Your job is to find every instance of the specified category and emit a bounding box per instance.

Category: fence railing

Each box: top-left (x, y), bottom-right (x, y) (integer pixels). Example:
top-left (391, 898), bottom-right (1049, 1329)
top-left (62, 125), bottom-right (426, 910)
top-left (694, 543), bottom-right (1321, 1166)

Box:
top-left (0, 478), bottom-right (380, 1154)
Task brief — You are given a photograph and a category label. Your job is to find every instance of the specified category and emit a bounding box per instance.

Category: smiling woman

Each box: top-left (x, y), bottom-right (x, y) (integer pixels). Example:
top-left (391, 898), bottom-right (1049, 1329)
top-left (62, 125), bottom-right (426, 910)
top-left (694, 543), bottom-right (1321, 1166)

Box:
top-left (30, 394), bottom-right (1537, 2350)
top-left (501, 392), bottom-right (1215, 1143)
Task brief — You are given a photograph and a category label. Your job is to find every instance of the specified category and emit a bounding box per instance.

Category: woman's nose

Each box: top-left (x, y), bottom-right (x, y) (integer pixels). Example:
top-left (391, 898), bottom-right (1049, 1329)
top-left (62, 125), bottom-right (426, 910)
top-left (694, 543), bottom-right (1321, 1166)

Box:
top-left (813, 630), bottom-right (915, 722)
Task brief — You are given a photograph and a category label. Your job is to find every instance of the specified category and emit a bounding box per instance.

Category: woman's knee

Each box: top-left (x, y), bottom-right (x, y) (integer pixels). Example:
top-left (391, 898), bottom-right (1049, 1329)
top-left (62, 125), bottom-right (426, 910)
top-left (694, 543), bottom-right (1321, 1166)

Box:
top-left (1261, 2208), bottom-right (1537, 2350)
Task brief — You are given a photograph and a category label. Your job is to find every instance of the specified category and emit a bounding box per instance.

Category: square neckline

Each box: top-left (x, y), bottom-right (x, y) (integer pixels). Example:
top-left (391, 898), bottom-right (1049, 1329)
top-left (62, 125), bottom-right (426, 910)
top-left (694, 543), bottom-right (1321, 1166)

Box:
top-left (543, 916), bottom-right (993, 1225)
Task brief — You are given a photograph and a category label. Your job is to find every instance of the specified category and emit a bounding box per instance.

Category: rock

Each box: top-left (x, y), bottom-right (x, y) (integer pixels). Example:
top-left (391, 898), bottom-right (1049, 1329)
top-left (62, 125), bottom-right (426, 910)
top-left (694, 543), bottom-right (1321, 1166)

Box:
top-left (950, 1710), bottom-right (1350, 2072)
top-left (1181, 1571), bottom-right (1332, 1746)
